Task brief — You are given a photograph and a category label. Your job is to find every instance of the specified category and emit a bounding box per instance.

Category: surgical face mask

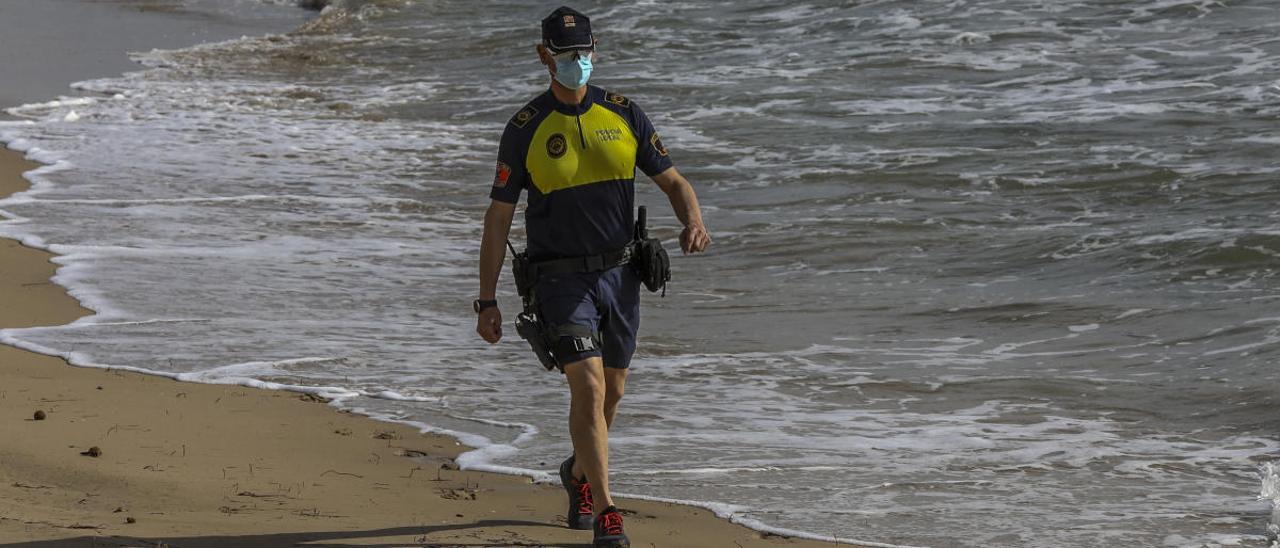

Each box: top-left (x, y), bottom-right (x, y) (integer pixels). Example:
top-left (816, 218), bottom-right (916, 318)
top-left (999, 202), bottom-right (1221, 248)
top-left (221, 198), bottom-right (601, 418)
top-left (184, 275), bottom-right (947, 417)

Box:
top-left (552, 49), bottom-right (593, 89)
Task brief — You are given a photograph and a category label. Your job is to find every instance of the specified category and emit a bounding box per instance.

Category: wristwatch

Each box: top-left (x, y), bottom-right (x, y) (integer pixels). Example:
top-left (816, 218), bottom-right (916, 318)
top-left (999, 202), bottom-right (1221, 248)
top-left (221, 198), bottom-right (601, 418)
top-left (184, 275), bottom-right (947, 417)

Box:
top-left (473, 299), bottom-right (498, 314)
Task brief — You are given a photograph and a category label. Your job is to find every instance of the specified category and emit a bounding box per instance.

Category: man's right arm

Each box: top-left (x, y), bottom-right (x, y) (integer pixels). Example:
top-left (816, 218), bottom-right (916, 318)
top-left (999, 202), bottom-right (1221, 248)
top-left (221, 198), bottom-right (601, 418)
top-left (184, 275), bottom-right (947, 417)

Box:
top-left (651, 167), bottom-right (711, 254)
top-left (477, 199), bottom-right (516, 343)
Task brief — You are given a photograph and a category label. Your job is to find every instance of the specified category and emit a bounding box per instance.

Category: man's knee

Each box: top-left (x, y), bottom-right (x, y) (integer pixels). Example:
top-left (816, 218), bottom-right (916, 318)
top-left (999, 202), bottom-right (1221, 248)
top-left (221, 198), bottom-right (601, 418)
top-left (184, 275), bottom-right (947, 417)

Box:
top-left (603, 368), bottom-right (627, 402)
top-left (564, 357), bottom-right (606, 410)
top-left (605, 382), bottom-right (624, 403)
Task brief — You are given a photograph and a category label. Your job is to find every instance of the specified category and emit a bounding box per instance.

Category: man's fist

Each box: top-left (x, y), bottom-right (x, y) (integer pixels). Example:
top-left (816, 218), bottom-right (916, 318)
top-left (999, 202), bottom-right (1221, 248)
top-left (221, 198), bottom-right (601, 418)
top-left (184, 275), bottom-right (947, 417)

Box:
top-left (680, 223), bottom-right (711, 254)
top-left (476, 307), bottom-right (503, 343)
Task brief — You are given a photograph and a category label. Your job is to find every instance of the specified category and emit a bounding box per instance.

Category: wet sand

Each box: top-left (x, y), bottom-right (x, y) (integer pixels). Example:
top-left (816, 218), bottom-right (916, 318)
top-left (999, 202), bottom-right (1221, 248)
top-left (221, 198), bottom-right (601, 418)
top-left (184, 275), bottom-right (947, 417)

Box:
top-left (0, 0), bottom-right (309, 109)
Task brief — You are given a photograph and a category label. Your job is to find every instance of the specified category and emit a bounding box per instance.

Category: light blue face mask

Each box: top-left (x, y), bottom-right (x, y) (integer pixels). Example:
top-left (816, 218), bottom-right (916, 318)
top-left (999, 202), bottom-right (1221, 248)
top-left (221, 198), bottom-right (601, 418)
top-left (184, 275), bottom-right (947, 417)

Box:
top-left (553, 51), bottom-right (593, 90)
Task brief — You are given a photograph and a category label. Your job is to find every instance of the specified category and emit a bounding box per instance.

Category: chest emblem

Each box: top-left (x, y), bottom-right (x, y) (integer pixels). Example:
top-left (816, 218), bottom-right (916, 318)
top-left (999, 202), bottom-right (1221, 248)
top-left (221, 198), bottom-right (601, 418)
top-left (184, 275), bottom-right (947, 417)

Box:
top-left (547, 133), bottom-right (568, 159)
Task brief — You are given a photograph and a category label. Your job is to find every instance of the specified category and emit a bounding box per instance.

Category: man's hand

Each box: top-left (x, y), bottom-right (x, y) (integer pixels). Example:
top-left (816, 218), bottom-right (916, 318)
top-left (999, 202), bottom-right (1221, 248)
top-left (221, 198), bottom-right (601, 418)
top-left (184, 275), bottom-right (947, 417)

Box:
top-left (680, 223), bottom-right (711, 254)
top-left (477, 307), bottom-right (503, 343)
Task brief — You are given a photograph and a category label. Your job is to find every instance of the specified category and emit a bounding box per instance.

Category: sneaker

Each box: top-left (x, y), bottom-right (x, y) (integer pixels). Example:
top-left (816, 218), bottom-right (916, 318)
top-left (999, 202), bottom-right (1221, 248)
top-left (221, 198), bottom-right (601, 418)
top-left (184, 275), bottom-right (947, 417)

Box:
top-left (593, 505), bottom-right (630, 547)
top-left (559, 454), bottom-right (593, 529)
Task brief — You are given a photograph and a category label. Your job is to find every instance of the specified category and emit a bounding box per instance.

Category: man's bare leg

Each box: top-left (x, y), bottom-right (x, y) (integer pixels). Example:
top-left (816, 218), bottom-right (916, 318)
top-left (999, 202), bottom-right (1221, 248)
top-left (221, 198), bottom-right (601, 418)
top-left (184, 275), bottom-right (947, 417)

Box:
top-left (563, 356), bottom-right (615, 511)
top-left (573, 365), bottom-right (627, 480)
top-left (603, 366), bottom-right (628, 428)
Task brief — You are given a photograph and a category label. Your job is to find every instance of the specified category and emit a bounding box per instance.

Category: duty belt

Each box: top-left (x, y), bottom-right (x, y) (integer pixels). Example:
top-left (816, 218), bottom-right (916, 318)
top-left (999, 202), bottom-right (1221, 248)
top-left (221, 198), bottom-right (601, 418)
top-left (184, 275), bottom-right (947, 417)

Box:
top-left (530, 246), bottom-right (631, 278)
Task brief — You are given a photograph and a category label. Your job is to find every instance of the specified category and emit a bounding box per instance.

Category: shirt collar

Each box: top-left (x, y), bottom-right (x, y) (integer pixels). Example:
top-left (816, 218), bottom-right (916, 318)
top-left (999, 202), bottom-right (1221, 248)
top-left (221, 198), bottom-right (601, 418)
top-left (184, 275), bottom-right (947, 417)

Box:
top-left (547, 85), bottom-right (598, 116)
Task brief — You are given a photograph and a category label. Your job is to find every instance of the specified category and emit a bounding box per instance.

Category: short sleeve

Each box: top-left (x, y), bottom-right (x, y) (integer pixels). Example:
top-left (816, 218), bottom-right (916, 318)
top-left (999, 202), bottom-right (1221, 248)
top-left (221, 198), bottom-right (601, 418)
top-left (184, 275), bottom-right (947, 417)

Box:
top-left (630, 101), bottom-right (675, 177)
top-left (489, 123), bottom-right (528, 203)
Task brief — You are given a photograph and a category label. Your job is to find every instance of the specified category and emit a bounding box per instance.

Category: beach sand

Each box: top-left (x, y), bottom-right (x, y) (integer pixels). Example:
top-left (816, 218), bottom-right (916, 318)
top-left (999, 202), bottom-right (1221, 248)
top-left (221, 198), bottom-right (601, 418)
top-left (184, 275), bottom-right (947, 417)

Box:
top-left (0, 3), bottom-right (853, 547)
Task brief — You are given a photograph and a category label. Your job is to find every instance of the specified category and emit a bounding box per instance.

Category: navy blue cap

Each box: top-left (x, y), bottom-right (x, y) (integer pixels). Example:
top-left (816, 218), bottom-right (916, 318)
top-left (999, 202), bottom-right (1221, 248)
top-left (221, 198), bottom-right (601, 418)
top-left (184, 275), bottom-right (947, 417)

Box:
top-left (541, 6), bottom-right (593, 53)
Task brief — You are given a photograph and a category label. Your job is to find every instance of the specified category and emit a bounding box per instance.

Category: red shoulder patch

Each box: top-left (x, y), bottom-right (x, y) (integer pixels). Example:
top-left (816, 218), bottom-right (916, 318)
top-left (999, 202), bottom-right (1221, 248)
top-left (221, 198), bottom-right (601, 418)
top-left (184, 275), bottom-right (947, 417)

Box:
top-left (493, 161), bottom-right (512, 187)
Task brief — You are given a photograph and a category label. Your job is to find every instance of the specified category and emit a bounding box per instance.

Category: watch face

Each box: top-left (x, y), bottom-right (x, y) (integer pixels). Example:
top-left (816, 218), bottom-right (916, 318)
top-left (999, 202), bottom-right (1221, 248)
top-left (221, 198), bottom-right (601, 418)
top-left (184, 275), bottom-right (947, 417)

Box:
top-left (473, 299), bottom-right (482, 313)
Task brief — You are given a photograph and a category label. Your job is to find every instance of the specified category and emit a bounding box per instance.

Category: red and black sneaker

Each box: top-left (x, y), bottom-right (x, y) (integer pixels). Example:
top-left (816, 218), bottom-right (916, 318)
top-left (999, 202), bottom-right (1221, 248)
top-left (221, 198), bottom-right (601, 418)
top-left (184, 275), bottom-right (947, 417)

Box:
top-left (559, 454), bottom-right (593, 529)
top-left (593, 505), bottom-right (630, 547)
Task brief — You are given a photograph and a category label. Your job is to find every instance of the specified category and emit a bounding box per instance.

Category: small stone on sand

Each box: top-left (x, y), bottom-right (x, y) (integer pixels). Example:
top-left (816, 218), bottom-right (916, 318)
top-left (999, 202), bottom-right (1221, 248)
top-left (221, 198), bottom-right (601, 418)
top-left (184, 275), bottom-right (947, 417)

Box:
top-left (81, 446), bottom-right (102, 458)
top-left (33, 410), bottom-right (46, 420)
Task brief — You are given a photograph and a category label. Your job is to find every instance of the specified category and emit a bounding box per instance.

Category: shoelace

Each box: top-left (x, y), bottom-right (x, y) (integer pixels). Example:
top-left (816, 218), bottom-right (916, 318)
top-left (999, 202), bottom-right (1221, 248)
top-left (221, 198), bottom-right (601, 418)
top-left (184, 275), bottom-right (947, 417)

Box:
top-left (598, 511), bottom-right (624, 535)
top-left (575, 481), bottom-right (594, 516)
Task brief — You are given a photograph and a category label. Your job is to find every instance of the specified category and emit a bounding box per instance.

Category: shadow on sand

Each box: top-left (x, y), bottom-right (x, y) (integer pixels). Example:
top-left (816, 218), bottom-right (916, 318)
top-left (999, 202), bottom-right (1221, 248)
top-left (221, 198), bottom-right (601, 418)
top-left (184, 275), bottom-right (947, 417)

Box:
top-left (0, 519), bottom-right (588, 547)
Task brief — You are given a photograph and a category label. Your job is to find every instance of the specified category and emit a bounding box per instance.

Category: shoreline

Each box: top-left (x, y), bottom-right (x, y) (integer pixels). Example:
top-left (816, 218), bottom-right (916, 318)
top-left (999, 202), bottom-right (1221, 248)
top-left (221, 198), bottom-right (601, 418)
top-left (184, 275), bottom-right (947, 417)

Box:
top-left (1, 147), bottom-right (855, 547)
top-left (0, 3), bottom-right (861, 546)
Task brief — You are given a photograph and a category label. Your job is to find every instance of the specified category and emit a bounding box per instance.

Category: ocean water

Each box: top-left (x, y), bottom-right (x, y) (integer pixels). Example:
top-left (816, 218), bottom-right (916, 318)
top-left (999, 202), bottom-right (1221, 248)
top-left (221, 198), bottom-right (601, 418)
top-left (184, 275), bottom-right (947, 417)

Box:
top-left (3, 0), bottom-right (1280, 546)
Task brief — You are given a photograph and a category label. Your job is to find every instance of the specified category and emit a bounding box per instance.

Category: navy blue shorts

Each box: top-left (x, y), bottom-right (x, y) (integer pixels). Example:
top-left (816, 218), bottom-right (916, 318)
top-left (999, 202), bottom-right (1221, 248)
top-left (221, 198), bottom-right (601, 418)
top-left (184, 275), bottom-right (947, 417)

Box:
top-left (535, 265), bottom-right (641, 369)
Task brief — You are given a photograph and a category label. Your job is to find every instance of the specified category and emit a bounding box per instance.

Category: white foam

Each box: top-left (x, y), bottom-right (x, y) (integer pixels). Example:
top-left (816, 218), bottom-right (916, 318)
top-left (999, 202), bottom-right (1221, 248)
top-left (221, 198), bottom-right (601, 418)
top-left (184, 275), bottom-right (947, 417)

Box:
top-left (1136, 228), bottom-right (1280, 245)
top-left (950, 32), bottom-right (991, 45)
top-left (0, 331), bottom-right (358, 401)
top-left (371, 390), bottom-right (441, 403)
top-left (614, 491), bottom-right (927, 548)
top-left (1116, 309), bottom-right (1150, 320)
top-left (1262, 462), bottom-right (1280, 542)
top-left (4, 96), bottom-right (98, 116)
top-left (614, 465), bottom-right (848, 476)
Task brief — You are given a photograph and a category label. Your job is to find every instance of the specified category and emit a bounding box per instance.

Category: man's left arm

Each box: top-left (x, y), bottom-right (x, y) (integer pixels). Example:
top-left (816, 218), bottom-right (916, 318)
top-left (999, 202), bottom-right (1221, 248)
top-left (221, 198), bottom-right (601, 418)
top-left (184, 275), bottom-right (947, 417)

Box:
top-left (650, 167), bottom-right (711, 254)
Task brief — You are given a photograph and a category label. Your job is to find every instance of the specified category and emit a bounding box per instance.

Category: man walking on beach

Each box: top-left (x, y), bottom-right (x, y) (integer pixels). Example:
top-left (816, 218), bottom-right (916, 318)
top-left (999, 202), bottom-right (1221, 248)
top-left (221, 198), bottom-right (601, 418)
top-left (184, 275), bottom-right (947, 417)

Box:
top-left (473, 6), bottom-right (710, 547)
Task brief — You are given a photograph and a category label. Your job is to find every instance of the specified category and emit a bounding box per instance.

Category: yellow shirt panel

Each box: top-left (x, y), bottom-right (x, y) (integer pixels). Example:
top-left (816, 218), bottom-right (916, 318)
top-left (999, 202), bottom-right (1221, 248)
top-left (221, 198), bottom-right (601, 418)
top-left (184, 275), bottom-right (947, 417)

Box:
top-left (526, 105), bottom-right (638, 195)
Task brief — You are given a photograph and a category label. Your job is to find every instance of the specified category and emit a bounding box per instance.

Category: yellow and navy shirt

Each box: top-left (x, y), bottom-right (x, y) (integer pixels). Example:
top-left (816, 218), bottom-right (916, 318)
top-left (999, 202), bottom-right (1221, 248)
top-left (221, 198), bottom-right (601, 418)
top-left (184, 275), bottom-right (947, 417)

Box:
top-left (491, 85), bottom-right (673, 261)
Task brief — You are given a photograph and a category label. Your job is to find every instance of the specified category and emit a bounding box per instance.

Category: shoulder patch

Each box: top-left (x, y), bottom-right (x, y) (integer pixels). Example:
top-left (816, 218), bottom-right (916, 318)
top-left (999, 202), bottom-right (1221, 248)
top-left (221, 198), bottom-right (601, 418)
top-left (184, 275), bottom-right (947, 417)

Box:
top-left (493, 161), bottom-right (512, 188)
top-left (650, 132), bottom-right (668, 157)
top-left (510, 104), bottom-right (539, 129)
top-left (604, 91), bottom-right (630, 108)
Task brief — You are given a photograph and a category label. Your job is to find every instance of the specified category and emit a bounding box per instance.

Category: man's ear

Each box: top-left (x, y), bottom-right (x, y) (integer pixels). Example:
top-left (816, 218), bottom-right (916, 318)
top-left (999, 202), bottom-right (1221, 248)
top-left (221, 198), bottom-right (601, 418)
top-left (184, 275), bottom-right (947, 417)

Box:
top-left (536, 43), bottom-right (552, 66)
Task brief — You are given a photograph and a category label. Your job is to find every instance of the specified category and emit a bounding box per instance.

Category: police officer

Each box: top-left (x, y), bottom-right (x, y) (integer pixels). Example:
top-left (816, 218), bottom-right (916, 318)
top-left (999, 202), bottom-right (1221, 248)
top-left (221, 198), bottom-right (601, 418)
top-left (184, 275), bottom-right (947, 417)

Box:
top-left (474, 6), bottom-right (710, 547)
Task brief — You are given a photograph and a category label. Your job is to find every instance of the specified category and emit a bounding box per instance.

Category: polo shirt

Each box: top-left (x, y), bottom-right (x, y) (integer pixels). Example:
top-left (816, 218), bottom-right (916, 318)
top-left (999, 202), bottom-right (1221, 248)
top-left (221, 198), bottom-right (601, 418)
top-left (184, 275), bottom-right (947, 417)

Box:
top-left (490, 85), bottom-right (673, 261)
